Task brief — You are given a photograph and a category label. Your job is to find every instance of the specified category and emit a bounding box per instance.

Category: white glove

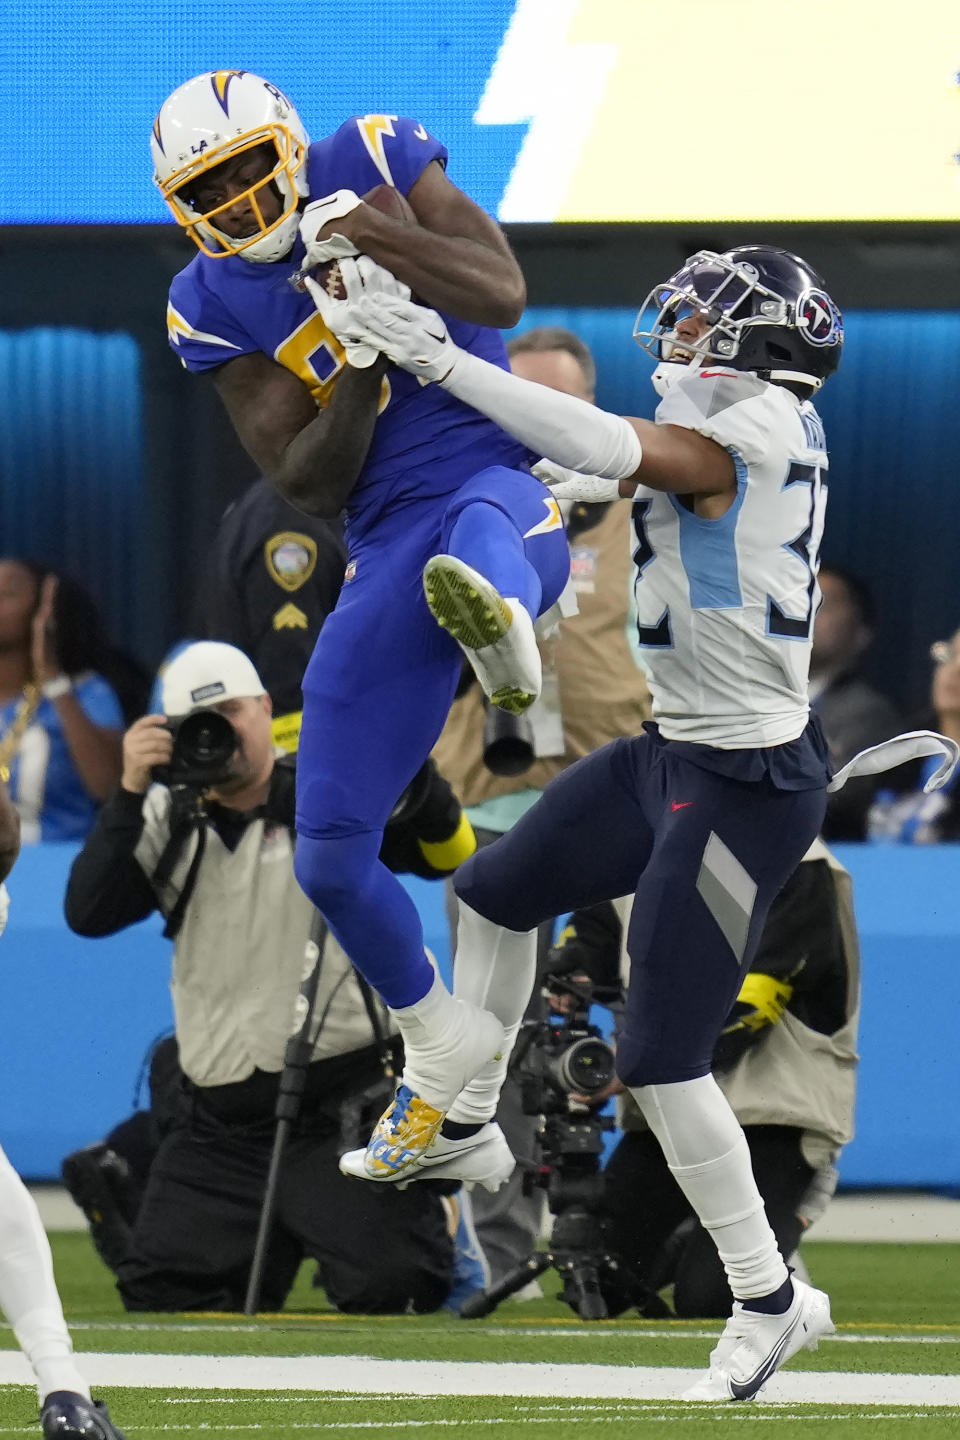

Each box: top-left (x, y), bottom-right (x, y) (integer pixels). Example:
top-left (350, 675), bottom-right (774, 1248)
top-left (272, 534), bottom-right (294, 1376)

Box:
top-left (330, 294), bottom-right (461, 383)
top-left (302, 257), bottom-right (411, 370)
top-left (532, 458), bottom-right (622, 504)
top-left (297, 190), bottom-right (363, 266)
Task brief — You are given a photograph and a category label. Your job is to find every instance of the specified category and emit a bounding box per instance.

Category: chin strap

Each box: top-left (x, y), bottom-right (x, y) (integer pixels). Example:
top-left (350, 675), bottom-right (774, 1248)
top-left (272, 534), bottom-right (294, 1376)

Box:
top-left (827, 730), bottom-right (960, 794)
top-left (765, 368), bottom-right (822, 391)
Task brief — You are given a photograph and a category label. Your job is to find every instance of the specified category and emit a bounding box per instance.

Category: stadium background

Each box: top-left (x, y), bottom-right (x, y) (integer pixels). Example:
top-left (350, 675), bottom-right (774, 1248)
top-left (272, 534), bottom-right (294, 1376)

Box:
top-left (1, 0), bottom-right (959, 1193)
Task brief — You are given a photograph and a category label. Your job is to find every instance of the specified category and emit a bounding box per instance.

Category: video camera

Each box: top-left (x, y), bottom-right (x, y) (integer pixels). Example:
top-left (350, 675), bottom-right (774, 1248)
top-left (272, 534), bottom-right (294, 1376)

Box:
top-left (460, 918), bottom-right (666, 1322)
top-left (151, 708), bottom-right (238, 788)
top-left (482, 977), bottom-right (620, 1319)
top-left (515, 988), bottom-right (616, 1118)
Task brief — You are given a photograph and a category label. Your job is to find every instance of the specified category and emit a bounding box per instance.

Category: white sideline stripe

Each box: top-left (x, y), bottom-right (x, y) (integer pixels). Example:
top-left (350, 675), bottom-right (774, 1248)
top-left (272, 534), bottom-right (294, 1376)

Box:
top-left (0, 1352), bottom-right (957, 1406)
top-left (55, 1321), bottom-right (960, 1346)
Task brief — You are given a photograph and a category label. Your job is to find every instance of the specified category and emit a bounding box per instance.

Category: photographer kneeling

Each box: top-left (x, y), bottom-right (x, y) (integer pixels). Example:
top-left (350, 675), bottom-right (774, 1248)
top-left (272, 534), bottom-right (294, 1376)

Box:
top-left (64, 642), bottom-right (469, 1315)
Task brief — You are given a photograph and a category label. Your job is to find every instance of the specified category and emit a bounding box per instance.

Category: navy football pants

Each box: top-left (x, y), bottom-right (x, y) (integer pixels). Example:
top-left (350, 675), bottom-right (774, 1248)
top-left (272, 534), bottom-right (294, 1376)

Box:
top-left (454, 732), bottom-right (826, 1084)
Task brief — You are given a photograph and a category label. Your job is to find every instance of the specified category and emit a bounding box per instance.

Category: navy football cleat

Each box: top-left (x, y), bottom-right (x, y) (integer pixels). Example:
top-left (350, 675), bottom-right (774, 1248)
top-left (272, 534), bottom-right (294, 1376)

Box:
top-left (41, 1392), bottom-right (126, 1439)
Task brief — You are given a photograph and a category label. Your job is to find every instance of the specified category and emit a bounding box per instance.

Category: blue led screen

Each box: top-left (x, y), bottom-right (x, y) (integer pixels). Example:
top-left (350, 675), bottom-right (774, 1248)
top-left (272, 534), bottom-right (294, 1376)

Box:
top-left (12, 0), bottom-right (954, 225)
top-left (2, 0), bottom-right (522, 224)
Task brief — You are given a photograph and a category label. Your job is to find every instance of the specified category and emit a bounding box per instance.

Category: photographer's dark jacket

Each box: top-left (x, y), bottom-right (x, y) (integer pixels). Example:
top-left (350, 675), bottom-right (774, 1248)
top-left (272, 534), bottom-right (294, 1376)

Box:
top-left (65, 756), bottom-right (465, 1089)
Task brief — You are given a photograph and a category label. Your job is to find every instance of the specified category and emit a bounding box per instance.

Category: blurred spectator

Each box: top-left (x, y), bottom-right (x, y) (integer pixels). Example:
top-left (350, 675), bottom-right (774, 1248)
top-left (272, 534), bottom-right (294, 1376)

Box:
top-left (198, 478), bottom-right (347, 753)
top-left (810, 565), bottom-right (901, 840)
top-left (867, 628), bottom-right (960, 842)
top-left (432, 326), bottom-right (652, 1291)
top-left (0, 559), bottom-right (147, 841)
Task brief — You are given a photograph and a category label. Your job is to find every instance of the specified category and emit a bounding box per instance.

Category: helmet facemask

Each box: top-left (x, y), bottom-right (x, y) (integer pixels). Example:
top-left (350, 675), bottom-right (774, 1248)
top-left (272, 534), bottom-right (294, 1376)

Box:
top-left (161, 128), bottom-right (306, 263)
top-left (634, 251), bottom-right (792, 369)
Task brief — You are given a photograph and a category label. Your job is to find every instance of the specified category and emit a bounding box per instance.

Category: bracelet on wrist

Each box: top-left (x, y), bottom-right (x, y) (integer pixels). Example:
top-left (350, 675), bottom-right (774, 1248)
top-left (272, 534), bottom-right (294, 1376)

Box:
top-left (41, 675), bottom-right (73, 701)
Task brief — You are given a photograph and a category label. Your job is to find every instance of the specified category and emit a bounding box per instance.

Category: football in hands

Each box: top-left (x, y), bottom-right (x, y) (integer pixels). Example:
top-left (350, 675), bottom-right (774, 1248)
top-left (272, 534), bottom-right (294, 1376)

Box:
top-left (308, 185), bottom-right (415, 299)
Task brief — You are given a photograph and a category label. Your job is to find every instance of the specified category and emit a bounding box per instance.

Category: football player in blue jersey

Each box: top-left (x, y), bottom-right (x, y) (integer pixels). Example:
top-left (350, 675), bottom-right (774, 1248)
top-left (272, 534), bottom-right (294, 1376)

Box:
top-left (150, 71), bottom-right (570, 1191)
top-left (326, 248), bottom-right (959, 1399)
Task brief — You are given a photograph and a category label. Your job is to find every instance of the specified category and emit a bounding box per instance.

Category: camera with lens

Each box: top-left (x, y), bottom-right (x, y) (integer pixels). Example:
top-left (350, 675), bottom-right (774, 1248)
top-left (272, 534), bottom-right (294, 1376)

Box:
top-left (515, 991), bottom-right (616, 1120)
top-left (151, 708), bottom-right (238, 788)
top-left (481, 701), bottom-right (535, 777)
top-left (511, 976), bottom-right (617, 1215)
top-left (461, 907), bottom-right (666, 1322)
top-left (459, 976), bottom-right (653, 1322)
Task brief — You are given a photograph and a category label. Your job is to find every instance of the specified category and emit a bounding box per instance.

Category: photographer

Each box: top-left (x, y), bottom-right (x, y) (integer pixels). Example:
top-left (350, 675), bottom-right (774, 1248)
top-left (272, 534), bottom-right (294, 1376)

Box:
top-left (63, 641), bottom-right (468, 1314)
top-left (542, 841), bottom-right (860, 1319)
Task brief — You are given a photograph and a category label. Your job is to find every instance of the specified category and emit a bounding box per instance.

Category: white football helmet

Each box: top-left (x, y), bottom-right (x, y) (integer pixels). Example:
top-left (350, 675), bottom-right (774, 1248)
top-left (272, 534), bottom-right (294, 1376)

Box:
top-left (151, 70), bottom-right (310, 263)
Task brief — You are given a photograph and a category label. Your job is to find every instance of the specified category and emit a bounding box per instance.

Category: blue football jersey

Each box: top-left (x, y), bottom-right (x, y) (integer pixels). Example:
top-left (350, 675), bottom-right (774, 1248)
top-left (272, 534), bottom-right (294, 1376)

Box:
top-left (166, 115), bottom-right (530, 540)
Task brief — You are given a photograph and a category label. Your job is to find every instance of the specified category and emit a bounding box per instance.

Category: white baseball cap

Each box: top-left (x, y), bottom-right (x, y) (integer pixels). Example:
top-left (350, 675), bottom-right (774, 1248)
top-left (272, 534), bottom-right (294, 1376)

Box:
top-left (159, 642), bottom-right (267, 718)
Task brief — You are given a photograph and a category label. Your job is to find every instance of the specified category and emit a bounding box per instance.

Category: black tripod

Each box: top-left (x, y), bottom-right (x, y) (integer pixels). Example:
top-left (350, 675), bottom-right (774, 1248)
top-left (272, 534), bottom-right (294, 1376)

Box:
top-left (459, 1108), bottom-right (662, 1320)
top-left (243, 909), bottom-right (328, 1315)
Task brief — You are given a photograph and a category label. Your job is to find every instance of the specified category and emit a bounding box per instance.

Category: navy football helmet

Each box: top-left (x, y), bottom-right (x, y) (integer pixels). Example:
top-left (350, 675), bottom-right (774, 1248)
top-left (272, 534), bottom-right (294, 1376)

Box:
top-left (634, 245), bottom-right (843, 391)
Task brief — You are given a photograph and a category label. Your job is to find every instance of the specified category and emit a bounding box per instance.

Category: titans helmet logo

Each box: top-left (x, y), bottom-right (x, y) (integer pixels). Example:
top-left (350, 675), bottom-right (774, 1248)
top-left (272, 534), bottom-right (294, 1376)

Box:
top-left (798, 289), bottom-right (842, 347)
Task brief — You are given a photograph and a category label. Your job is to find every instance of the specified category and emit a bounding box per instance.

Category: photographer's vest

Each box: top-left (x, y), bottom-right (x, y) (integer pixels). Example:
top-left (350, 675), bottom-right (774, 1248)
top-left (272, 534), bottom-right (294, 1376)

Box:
top-left (432, 500), bottom-right (652, 804)
top-left (618, 839), bottom-right (860, 1172)
top-left (134, 787), bottom-right (392, 1088)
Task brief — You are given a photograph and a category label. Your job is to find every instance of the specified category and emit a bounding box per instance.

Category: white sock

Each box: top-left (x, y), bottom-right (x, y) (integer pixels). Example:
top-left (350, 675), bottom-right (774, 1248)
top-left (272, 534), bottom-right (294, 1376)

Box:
top-left (630, 1074), bottom-right (789, 1301)
top-left (0, 1145), bottom-right (90, 1402)
top-left (392, 967), bottom-right (504, 1109)
top-left (447, 902), bottom-right (537, 1126)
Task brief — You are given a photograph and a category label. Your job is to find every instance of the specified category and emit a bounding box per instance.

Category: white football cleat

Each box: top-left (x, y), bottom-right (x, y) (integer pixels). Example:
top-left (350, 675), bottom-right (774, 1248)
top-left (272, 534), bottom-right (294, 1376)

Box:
top-left (350, 999), bottom-right (505, 1183)
top-left (339, 1120), bottom-right (516, 1192)
top-left (422, 555), bottom-right (541, 714)
top-left (682, 1279), bottom-right (834, 1402)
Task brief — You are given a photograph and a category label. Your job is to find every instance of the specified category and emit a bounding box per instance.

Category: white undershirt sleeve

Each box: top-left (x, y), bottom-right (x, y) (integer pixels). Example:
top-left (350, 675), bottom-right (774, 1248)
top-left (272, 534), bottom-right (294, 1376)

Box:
top-left (442, 350), bottom-right (643, 481)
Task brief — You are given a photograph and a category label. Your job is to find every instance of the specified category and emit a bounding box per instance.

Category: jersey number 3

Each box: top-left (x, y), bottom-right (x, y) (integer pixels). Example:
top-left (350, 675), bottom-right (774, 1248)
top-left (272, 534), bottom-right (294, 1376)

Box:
top-left (767, 460), bottom-right (828, 641)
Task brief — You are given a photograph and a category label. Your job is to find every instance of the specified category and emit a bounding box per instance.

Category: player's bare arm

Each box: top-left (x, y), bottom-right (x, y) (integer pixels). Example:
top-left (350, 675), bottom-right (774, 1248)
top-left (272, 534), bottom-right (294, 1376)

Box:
top-left (619, 418), bottom-right (736, 507)
top-left (314, 162), bottom-right (525, 328)
top-left (212, 352), bottom-right (388, 517)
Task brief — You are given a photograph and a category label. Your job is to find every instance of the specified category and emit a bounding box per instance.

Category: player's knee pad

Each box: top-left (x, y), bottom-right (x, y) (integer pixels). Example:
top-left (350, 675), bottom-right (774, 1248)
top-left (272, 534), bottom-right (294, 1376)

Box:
top-left (293, 830), bottom-right (381, 917)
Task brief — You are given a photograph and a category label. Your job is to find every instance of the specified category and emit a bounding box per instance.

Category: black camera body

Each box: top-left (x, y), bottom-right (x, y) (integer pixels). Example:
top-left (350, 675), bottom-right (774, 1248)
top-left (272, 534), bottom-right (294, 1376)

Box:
top-left (460, 977), bottom-right (667, 1322)
top-left (517, 1005), bottom-right (616, 1119)
top-left (514, 992), bottom-right (616, 1206)
top-left (151, 708), bottom-right (238, 788)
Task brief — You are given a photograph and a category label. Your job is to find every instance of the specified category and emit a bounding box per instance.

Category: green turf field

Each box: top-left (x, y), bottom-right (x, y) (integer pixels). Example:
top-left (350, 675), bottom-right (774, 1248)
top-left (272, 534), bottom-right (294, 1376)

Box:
top-left (0, 1235), bottom-right (956, 1438)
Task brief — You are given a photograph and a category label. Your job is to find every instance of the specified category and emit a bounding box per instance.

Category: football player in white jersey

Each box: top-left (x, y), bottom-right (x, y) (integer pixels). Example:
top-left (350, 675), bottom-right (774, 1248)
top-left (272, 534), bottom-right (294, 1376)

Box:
top-left (324, 246), bottom-right (851, 1400)
top-left (0, 782), bottom-right (125, 1437)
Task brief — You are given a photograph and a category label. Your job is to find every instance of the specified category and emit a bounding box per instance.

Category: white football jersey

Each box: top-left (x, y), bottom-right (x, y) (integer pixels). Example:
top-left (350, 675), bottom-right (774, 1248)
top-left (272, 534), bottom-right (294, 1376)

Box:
top-left (632, 367), bottom-right (828, 748)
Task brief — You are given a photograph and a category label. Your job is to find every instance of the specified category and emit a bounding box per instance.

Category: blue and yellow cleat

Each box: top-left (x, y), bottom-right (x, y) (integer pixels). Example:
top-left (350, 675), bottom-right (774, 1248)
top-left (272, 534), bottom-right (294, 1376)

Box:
top-left (363, 1084), bottom-right (447, 1178)
top-left (341, 1118), bottom-right (516, 1191)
